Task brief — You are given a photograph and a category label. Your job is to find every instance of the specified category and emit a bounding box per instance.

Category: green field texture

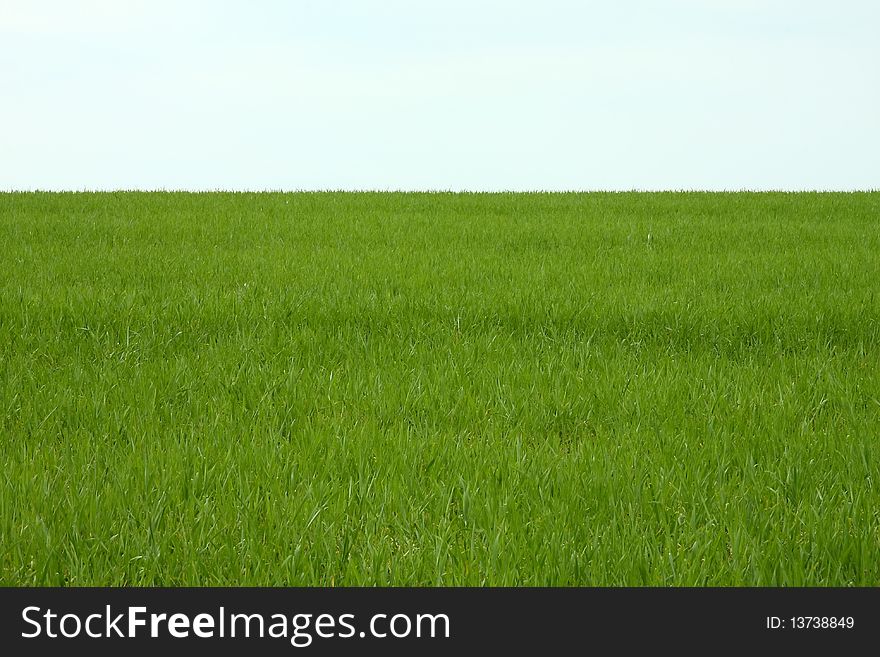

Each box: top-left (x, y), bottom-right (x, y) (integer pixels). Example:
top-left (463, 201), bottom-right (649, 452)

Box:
top-left (1, 191), bottom-right (879, 586)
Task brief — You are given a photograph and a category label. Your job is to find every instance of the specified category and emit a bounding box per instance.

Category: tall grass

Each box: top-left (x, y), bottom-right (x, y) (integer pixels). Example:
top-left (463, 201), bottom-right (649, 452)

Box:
top-left (1, 191), bottom-right (878, 585)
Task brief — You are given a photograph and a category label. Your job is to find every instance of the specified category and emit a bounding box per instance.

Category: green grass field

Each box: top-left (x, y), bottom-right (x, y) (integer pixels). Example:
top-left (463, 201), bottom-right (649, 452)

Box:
top-left (1, 191), bottom-right (879, 586)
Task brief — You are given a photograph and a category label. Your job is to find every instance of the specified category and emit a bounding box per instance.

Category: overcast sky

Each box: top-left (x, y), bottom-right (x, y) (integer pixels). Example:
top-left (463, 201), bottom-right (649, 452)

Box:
top-left (1, 0), bottom-right (877, 191)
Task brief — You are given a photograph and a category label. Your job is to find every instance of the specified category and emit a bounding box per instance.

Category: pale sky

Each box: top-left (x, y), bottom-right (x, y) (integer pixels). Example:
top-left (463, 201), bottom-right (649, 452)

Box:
top-left (1, 0), bottom-right (877, 191)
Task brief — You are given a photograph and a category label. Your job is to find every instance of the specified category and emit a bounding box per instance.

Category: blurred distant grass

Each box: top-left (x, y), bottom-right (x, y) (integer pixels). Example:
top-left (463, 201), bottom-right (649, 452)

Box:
top-left (1, 191), bottom-right (879, 585)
